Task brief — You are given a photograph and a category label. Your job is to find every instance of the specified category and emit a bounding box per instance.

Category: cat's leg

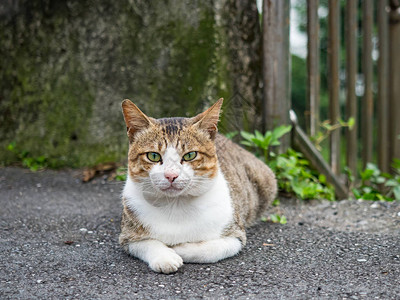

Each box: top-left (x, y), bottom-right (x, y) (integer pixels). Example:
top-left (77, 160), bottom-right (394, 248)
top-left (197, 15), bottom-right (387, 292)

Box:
top-left (128, 240), bottom-right (183, 274)
top-left (172, 237), bottom-right (242, 263)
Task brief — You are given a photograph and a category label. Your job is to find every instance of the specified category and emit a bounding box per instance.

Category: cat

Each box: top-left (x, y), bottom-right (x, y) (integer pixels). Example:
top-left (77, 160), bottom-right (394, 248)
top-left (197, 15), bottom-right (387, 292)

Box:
top-left (119, 98), bottom-right (277, 274)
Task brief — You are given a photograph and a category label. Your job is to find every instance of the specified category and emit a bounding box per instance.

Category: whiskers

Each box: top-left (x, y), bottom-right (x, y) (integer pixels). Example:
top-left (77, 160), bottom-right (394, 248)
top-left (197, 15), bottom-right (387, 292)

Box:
top-left (137, 174), bottom-right (215, 208)
top-left (186, 176), bottom-right (214, 196)
top-left (139, 179), bottom-right (182, 206)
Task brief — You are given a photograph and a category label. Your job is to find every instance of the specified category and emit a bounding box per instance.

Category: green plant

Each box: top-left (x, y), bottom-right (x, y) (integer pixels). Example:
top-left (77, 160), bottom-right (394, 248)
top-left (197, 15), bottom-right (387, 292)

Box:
top-left (384, 159), bottom-right (400, 200)
top-left (240, 127), bottom-right (335, 200)
top-left (7, 142), bottom-right (48, 171)
top-left (261, 214), bottom-right (287, 224)
top-left (311, 117), bottom-right (355, 151)
top-left (269, 149), bottom-right (335, 200)
top-left (272, 199), bottom-right (281, 206)
top-left (269, 214), bottom-right (287, 224)
top-left (240, 125), bottom-right (292, 162)
top-left (115, 167), bottom-right (128, 181)
top-left (351, 162), bottom-right (400, 201)
top-left (224, 131), bottom-right (239, 140)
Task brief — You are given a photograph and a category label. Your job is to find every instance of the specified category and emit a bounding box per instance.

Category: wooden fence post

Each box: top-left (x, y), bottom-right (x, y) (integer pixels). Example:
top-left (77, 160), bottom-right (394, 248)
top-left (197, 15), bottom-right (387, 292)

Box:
top-left (389, 1), bottom-right (400, 164)
top-left (346, 0), bottom-right (358, 177)
top-left (362, 0), bottom-right (374, 167)
top-left (328, 0), bottom-right (341, 175)
top-left (378, 0), bottom-right (390, 173)
top-left (262, 0), bottom-right (291, 153)
top-left (307, 0), bottom-right (320, 137)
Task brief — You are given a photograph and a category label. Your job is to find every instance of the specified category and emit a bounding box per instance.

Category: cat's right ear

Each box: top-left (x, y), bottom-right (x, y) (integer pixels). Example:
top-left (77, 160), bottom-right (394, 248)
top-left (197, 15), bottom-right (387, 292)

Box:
top-left (122, 99), bottom-right (153, 141)
top-left (191, 98), bottom-right (223, 140)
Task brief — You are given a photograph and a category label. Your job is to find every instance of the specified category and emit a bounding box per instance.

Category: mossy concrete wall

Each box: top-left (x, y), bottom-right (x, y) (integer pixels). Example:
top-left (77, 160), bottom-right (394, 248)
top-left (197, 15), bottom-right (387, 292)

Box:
top-left (0, 0), bottom-right (261, 167)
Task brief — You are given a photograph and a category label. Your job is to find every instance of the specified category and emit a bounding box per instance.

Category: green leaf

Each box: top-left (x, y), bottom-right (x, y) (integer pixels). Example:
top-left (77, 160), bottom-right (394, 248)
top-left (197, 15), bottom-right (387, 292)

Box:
top-left (318, 174), bottom-right (327, 184)
top-left (240, 141), bottom-right (254, 147)
top-left (322, 123), bottom-right (333, 130)
top-left (361, 186), bottom-right (373, 194)
top-left (255, 130), bottom-right (264, 141)
top-left (360, 169), bottom-right (374, 181)
top-left (252, 138), bottom-right (265, 149)
top-left (375, 176), bottom-right (386, 184)
top-left (361, 193), bottom-right (379, 200)
top-left (366, 163), bottom-right (380, 175)
top-left (7, 141), bottom-right (16, 152)
top-left (225, 131), bottom-right (238, 139)
top-left (37, 156), bottom-right (46, 163)
top-left (393, 186), bottom-right (400, 200)
top-left (347, 117), bottom-right (355, 129)
top-left (352, 188), bottom-right (361, 199)
top-left (272, 125), bottom-right (292, 140)
top-left (385, 179), bottom-right (398, 187)
top-left (270, 214), bottom-right (279, 223)
top-left (291, 180), bottom-right (306, 199)
top-left (262, 133), bottom-right (273, 149)
top-left (272, 199), bottom-right (280, 206)
top-left (240, 131), bottom-right (255, 142)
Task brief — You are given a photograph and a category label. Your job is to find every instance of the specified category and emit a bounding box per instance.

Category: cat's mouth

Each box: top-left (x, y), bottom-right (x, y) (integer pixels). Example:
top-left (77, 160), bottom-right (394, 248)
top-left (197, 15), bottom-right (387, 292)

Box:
top-left (160, 185), bottom-right (184, 192)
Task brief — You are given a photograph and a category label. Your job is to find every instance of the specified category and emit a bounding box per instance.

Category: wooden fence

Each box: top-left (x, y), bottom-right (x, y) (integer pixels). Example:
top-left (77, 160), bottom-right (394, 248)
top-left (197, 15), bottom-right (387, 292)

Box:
top-left (262, 0), bottom-right (400, 198)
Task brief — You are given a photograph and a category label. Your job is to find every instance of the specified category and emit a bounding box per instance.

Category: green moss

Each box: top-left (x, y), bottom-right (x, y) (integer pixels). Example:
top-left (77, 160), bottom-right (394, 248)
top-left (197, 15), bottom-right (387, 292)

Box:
top-left (0, 1), bottom-right (250, 168)
top-left (1, 57), bottom-right (96, 168)
top-left (117, 2), bottom-right (225, 118)
top-left (0, 6), bottom-right (98, 168)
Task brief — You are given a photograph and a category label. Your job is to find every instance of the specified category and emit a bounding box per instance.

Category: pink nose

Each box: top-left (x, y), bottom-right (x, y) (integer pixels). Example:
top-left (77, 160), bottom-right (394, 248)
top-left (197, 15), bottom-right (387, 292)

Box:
top-left (165, 172), bottom-right (179, 183)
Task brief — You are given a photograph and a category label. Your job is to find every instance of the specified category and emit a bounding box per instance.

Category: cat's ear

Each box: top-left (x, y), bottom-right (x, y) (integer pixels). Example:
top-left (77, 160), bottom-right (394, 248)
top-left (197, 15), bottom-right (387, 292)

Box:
top-left (122, 99), bottom-right (154, 140)
top-left (191, 98), bottom-right (223, 140)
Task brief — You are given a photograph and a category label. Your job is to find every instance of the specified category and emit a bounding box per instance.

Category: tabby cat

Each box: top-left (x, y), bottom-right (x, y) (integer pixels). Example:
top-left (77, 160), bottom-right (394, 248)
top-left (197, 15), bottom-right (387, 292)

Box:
top-left (119, 99), bottom-right (277, 273)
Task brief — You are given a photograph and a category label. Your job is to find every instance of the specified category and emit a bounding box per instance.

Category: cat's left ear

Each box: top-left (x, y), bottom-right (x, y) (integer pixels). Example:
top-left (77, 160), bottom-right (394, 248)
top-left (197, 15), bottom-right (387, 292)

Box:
top-left (191, 98), bottom-right (223, 140)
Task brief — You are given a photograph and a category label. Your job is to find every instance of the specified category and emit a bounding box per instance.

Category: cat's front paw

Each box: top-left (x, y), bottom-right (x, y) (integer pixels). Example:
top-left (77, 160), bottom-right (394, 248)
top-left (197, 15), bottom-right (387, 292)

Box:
top-left (149, 248), bottom-right (183, 274)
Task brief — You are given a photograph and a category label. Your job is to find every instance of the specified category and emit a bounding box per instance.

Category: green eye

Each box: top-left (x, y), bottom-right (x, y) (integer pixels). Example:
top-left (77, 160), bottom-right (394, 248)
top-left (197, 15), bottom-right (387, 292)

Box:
top-left (146, 152), bottom-right (162, 162)
top-left (182, 151), bottom-right (197, 161)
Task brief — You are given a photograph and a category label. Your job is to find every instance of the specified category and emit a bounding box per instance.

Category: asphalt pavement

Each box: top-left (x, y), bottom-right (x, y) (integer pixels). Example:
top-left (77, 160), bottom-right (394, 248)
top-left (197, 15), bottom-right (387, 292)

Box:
top-left (1, 167), bottom-right (399, 299)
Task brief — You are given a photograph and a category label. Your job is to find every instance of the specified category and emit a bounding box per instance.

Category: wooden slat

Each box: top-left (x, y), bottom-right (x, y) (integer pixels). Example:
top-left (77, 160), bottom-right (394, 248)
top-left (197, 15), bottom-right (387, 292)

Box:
top-left (328, 0), bottom-right (341, 174)
top-left (345, 0), bottom-right (358, 177)
top-left (362, 0), bottom-right (374, 167)
top-left (262, 0), bottom-right (291, 153)
top-left (307, 0), bottom-right (320, 136)
top-left (389, 1), bottom-right (400, 164)
top-left (290, 111), bottom-right (348, 199)
top-left (378, 0), bottom-right (390, 173)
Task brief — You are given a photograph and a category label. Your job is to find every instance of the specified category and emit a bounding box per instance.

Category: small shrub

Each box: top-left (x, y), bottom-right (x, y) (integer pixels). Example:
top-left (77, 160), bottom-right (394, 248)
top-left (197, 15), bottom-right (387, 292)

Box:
top-left (240, 125), bottom-right (292, 162)
top-left (240, 127), bottom-right (335, 200)
top-left (7, 142), bottom-right (48, 171)
top-left (351, 161), bottom-right (400, 201)
top-left (261, 214), bottom-right (287, 224)
top-left (115, 167), bottom-right (128, 181)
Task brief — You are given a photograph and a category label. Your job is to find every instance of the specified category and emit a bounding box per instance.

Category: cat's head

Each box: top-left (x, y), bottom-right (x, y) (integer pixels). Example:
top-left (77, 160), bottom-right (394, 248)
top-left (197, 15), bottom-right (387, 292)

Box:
top-left (122, 99), bottom-right (223, 200)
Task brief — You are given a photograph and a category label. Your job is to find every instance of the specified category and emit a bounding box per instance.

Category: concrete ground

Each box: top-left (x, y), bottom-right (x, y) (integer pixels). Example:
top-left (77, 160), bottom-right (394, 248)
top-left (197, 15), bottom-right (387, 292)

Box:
top-left (1, 167), bottom-right (399, 299)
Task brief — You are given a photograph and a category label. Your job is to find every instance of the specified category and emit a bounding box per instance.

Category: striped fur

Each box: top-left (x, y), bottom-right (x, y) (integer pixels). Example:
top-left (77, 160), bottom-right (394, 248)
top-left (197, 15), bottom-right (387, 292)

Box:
top-left (119, 99), bottom-right (277, 273)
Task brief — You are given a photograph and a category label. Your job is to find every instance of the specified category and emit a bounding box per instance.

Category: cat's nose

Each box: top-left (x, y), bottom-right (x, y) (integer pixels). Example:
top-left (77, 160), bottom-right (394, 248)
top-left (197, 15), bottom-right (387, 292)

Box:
top-left (165, 172), bottom-right (179, 183)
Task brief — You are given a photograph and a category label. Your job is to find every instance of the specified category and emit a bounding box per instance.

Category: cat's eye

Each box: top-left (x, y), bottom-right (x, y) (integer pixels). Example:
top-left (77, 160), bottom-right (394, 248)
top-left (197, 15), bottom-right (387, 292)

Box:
top-left (146, 152), bottom-right (162, 162)
top-left (182, 151), bottom-right (197, 161)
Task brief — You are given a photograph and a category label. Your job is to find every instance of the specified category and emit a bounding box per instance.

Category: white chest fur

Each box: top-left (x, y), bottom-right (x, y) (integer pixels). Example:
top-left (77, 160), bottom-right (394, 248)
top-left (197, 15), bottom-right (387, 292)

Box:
top-left (123, 170), bottom-right (233, 246)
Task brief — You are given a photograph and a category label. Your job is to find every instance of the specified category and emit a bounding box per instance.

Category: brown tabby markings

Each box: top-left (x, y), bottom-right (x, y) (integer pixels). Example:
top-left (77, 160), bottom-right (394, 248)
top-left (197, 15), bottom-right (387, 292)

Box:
top-left (159, 118), bottom-right (185, 136)
top-left (119, 99), bottom-right (277, 251)
top-left (119, 204), bottom-right (150, 249)
top-left (215, 134), bottom-right (277, 227)
top-left (127, 116), bottom-right (218, 181)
